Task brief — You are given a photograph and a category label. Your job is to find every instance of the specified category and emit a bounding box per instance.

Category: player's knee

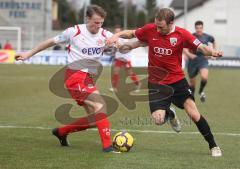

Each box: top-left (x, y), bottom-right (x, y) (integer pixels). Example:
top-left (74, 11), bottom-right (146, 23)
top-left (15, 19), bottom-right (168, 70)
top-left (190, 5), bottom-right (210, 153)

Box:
top-left (183, 99), bottom-right (200, 122)
top-left (92, 101), bottom-right (106, 113)
top-left (152, 111), bottom-right (165, 125)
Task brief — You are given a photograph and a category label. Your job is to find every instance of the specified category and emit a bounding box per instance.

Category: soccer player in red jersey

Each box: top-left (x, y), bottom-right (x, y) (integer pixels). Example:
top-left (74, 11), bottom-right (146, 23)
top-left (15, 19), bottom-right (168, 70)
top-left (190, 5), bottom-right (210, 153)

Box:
top-left (15, 5), bottom-right (117, 153)
top-left (107, 8), bottom-right (222, 157)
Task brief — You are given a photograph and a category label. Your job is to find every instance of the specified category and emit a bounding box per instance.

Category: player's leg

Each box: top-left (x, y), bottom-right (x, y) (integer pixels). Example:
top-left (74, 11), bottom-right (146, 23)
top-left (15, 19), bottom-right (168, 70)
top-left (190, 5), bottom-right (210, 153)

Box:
top-left (189, 77), bottom-right (196, 95)
top-left (148, 82), bottom-right (181, 132)
top-left (53, 70), bottom-right (113, 151)
top-left (52, 103), bottom-right (93, 147)
top-left (199, 67), bottom-right (208, 102)
top-left (187, 61), bottom-right (198, 95)
top-left (125, 63), bottom-right (141, 92)
top-left (171, 78), bottom-right (221, 156)
top-left (151, 105), bottom-right (181, 132)
top-left (110, 60), bottom-right (121, 92)
top-left (152, 109), bottom-right (167, 125)
top-left (183, 98), bottom-right (222, 156)
top-left (83, 90), bottom-right (113, 152)
top-left (54, 90), bottom-right (113, 151)
top-left (52, 70), bottom-right (92, 146)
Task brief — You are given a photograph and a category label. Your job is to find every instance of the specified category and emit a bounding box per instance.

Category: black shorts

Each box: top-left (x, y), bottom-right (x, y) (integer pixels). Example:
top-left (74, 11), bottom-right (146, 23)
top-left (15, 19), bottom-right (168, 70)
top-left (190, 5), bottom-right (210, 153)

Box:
top-left (148, 78), bottom-right (194, 113)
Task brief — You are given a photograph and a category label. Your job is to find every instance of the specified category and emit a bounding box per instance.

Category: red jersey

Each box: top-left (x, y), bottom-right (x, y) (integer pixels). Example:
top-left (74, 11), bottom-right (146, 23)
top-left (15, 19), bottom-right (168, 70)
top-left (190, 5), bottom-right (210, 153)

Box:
top-left (135, 23), bottom-right (202, 85)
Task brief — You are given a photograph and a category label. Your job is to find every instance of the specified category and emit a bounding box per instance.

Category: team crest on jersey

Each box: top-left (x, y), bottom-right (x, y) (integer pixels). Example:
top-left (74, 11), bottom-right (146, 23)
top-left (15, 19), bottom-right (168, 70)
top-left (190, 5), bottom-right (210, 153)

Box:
top-left (97, 39), bottom-right (104, 46)
top-left (170, 37), bottom-right (177, 46)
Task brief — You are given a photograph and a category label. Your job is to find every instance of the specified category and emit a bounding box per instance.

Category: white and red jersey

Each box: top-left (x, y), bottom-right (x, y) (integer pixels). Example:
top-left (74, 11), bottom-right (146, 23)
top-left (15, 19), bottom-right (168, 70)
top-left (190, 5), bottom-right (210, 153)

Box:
top-left (135, 23), bottom-right (202, 85)
top-left (115, 38), bottom-right (132, 62)
top-left (54, 24), bottom-right (113, 74)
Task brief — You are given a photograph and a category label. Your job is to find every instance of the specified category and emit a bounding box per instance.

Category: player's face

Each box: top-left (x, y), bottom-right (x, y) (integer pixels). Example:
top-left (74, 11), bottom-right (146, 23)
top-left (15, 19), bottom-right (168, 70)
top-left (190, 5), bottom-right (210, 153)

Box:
top-left (155, 19), bottom-right (172, 35)
top-left (195, 25), bottom-right (203, 35)
top-left (114, 28), bottom-right (122, 33)
top-left (86, 14), bottom-right (104, 34)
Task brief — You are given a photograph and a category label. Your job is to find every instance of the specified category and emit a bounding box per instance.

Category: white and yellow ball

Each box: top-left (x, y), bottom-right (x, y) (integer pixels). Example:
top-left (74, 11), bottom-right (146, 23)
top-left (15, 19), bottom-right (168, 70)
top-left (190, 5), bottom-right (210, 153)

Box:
top-left (113, 131), bottom-right (134, 152)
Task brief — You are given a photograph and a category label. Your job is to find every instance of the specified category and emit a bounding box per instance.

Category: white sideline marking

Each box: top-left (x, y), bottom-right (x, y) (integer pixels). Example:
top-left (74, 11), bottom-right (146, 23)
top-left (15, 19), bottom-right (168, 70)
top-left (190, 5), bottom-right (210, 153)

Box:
top-left (0, 125), bottom-right (240, 137)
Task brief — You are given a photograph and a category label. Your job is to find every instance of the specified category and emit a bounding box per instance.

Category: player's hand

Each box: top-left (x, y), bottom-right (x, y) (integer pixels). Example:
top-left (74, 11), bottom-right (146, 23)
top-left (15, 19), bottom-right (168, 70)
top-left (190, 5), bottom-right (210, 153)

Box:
top-left (106, 35), bottom-right (119, 46)
top-left (15, 51), bottom-right (33, 61)
top-left (212, 50), bottom-right (223, 58)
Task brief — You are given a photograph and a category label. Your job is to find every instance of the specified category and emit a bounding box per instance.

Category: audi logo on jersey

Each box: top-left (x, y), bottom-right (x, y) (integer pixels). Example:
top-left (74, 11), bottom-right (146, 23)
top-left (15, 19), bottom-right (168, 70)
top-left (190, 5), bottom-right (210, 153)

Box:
top-left (153, 47), bottom-right (173, 56)
top-left (82, 47), bottom-right (103, 55)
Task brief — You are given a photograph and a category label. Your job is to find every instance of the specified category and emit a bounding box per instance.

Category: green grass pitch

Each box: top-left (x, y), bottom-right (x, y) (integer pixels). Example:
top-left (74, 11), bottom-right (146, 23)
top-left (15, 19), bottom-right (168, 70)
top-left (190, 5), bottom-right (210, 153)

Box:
top-left (0, 64), bottom-right (239, 169)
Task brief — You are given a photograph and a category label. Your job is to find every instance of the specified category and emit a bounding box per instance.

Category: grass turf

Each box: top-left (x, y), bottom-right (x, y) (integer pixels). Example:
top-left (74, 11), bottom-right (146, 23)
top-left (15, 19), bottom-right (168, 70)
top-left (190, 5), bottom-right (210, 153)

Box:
top-left (0, 64), bottom-right (239, 169)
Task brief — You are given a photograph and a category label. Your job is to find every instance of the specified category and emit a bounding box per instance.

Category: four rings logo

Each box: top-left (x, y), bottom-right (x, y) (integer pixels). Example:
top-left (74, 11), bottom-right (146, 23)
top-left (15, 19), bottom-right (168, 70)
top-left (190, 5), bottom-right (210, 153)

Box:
top-left (154, 47), bottom-right (173, 56)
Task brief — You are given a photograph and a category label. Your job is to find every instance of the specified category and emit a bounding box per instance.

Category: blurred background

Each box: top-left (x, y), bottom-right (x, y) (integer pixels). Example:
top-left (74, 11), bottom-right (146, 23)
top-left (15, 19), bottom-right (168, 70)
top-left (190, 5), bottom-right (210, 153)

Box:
top-left (0, 0), bottom-right (240, 67)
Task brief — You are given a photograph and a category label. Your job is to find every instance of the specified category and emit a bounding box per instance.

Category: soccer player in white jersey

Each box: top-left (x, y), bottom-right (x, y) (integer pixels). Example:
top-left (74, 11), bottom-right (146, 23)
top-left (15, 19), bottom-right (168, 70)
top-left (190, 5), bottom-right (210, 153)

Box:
top-left (109, 26), bottom-right (141, 92)
top-left (15, 5), bottom-right (116, 152)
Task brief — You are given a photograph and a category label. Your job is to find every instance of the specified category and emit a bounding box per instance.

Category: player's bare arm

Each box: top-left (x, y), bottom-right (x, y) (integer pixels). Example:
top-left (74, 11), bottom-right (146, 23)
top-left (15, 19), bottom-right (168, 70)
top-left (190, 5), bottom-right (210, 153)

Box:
top-left (197, 44), bottom-right (223, 58)
top-left (117, 40), bottom-right (147, 54)
top-left (212, 41), bottom-right (217, 50)
top-left (106, 30), bottom-right (135, 46)
top-left (183, 48), bottom-right (197, 59)
top-left (15, 38), bottom-right (56, 61)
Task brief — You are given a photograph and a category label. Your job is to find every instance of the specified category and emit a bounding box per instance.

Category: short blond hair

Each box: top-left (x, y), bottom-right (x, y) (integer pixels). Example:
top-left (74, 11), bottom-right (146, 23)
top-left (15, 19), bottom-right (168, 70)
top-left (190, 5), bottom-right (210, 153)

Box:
top-left (155, 8), bottom-right (175, 24)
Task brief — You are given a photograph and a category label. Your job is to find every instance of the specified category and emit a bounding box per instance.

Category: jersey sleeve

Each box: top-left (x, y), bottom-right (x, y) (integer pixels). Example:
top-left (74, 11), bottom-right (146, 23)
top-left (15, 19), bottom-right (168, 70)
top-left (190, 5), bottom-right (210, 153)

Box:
top-left (105, 30), bottom-right (113, 39)
top-left (53, 27), bottom-right (74, 44)
top-left (208, 35), bottom-right (215, 43)
top-left (182, 29), bottom-right (202, 50)
top-left (134, 24), bottom-right (149, 43)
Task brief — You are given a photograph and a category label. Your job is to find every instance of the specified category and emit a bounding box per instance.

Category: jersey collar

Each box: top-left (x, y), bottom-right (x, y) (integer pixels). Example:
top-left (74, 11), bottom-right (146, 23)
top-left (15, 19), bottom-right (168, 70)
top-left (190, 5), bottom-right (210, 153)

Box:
top-left (167, 25), bottom-right (176, 35)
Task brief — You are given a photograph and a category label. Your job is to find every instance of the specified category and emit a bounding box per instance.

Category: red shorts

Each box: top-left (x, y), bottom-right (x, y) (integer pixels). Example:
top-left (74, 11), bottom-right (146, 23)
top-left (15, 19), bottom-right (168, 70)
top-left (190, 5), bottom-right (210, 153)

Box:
top-left (114, 59), bottom-right (132, 68)
top-left (65, 69), bottom-right (97, 106)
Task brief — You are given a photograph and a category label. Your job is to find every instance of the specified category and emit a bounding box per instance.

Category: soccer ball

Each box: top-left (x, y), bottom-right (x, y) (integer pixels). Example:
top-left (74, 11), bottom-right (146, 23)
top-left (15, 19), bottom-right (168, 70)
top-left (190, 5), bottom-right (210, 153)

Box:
top-left (113, 131), bottom-right (134, 152)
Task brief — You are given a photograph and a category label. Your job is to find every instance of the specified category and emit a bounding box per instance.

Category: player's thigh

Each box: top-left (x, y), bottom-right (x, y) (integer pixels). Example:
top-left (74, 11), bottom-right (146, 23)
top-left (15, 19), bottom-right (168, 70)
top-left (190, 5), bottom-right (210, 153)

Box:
top-left (183, 98), bottom-right (201, 122)
top-left (199, 68), bottom-right (209, 81)
top-left (84, 90), bottom-right (106, 113)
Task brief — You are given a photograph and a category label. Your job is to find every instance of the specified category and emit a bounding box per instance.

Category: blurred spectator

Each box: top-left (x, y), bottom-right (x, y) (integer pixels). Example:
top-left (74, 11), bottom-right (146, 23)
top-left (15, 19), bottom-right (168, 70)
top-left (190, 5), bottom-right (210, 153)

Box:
top-left (0, 42), bottom-right (2, 49)
top-left (3, 40), bottom-right (13, 50)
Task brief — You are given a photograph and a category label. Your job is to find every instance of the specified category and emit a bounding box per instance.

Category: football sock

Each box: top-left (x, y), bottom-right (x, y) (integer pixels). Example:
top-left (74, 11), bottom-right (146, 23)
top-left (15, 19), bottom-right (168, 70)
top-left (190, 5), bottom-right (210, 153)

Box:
top-left (58, 117), bottom-right (90, 136)
top-left (112, 74), bottom-right (119, 88)
top-left (199, 80), bottom-right (207, 94)
top-left (58, 112), bottom-right (112, 149)
top-left (95, 112), bottom-right (112, 149)
top-left (195, 115), bottom-right (217, 149)
top-left (130, 73), bottom-right (139, 85)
